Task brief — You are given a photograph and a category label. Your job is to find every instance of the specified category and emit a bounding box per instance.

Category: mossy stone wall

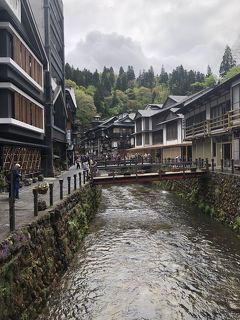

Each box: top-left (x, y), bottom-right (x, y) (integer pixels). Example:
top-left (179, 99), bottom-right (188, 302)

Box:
top-left (155, 172), bottom-right (240, 231)
top-left (0, 184), bottom-right (101, 320)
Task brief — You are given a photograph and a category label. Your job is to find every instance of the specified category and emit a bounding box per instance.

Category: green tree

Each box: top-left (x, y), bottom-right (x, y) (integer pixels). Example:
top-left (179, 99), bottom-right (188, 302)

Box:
top-left (92, 69), bottom-right (100, 87)
top-left (65, 79), bottom-right (78, 90)
top-left (222, 65), bottom-right (240, 82)
top-left (159, 65), bottom-right (168, 84)
top-left (75, 88), bottom-right (97, 129)
top-left (152, 85), bottom-right (170, 103)
top-left (65, 63), bottom-right (73, 80)
top-left (219, 45), bottom-right (236, 77)
top-left (207, 65), bottom-right (212, 77)
top-left (134, 86), bottom-right (152, 107)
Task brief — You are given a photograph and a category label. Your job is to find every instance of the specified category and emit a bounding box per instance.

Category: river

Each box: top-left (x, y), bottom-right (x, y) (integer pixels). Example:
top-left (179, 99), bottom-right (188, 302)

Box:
top-left (39, 184), bottom-right (240, 320)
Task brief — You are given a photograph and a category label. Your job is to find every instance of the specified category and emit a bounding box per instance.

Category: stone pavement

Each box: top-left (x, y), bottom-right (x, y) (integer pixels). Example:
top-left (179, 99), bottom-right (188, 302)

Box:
top-left (0, 166), bottom-right (85, 242)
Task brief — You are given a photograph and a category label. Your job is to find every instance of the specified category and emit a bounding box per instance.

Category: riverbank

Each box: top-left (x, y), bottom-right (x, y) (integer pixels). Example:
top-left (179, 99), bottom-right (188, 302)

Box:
top-left (0, 184), bottom-right (101, 320)
top-left (153, 171), bottom-right (240, 232)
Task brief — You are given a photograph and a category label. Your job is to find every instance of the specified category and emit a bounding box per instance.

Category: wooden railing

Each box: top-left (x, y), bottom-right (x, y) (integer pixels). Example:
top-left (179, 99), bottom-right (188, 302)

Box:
top-left (228, 109), bottom-right (240, 128)
top-left (186, 108), bottom-right (240, 138)
top-left (185, 121), bottom-right (208, 138)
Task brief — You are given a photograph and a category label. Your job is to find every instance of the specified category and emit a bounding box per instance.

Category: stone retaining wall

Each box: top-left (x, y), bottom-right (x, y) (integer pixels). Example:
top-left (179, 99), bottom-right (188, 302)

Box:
top-left (0, 184), bottom-right (101, 320)
top-left (155, 172), bottom-right (240, 232)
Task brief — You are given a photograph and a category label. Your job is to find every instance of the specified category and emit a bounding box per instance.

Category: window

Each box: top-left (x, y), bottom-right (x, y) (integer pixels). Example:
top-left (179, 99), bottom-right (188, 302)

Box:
top-left (233, 85), bottom-right (240, 110)
top-left (136, 134), bottom-right (142, 146)
top-left (166, 121), bottom-right (178, 141)
top-left (13, 92), bottom-right (43, 129)
top-left (145, 133), bottom-right (149, 144)
top-left (145, 118), bottom-right (149, 130)
top-left (186, 111), bottom-right (206, 127)
top-left (12, 34), bottom-right (43, 86)
top-left (136, 119), bottom-right (142, 132)
top-left (212, 142), bottom-right (216, 157)
top-left (152, 130), bottom-right (163, 144)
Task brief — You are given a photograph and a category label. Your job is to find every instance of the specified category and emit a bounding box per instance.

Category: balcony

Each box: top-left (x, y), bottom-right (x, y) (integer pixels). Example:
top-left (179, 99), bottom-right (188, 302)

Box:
top-left (185, 109), bottom-right (240, 139)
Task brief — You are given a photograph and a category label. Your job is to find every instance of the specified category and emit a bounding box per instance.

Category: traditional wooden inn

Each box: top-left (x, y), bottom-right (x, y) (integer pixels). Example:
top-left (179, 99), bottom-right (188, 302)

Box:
top-left (0, 0), bottom-right (48, 175)
top-left (129, 98), bottom-right (192, 161)
top-left (0, 0), bottom-right (70, 177)
top-left (181, 73), bottom-right (240, 169)
top-left (82, 113), bottom-right (135, 158)
top-left (30, 0), bottom-right (66, 176)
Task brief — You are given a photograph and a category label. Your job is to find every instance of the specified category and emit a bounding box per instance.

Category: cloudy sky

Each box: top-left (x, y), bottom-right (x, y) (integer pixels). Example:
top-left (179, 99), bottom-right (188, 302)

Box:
top-left (63, 0), bottom-right (240, 75)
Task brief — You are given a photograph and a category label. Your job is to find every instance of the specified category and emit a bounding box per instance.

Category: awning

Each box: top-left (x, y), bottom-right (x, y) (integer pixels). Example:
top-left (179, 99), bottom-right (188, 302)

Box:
top-left (0, 138), bottom-right (48, 149)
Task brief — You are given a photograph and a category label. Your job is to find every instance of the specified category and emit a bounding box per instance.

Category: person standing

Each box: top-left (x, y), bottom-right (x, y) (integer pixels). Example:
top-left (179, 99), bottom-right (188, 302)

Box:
top-left (12, 164), bottom-right (21, 199)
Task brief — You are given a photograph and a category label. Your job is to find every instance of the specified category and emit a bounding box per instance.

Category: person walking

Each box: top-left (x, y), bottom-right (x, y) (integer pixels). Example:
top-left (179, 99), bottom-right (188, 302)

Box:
top-left (76, 157), bottom-right (81, 169)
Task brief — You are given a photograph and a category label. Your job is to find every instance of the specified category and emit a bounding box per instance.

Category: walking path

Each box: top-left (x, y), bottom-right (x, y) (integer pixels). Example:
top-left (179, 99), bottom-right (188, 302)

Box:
top-left (0, 166), bottom-right (84, 242)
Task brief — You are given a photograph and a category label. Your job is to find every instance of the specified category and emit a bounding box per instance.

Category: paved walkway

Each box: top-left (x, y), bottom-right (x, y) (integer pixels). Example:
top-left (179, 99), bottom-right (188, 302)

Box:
top-left (0, 166), bottom-right (85, 242)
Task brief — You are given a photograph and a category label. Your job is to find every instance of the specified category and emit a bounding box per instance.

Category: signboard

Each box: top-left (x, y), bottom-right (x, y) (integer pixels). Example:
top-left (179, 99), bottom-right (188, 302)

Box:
top-left (5, 0), bottom-right (21, 21)
top-left (66, 130), bottom-right (71, 144)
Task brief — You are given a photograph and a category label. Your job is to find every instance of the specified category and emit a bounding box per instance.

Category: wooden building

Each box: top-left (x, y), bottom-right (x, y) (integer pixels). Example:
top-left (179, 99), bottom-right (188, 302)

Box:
top-left (29, 0), bottom-right (66, 176)
top-left (65, 87), bottom-right (77, 165)
top-left (181, 73), bottom-right (240, 168)
top-left (129, 99), bottom-right (192, 161)
top-left (0, 0), bottom-right (48, 175)
top-left (82, 113), bottom-right (135, 158)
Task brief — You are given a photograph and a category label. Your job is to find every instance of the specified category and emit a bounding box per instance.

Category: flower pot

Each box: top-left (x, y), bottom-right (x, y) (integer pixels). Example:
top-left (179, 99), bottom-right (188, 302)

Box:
top-left (37, 188), bottom-right (48, 194)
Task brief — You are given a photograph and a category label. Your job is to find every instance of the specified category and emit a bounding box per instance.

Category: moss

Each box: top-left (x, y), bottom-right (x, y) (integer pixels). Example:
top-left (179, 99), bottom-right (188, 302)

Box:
top-left (0, 184), bottom-right (102, 320)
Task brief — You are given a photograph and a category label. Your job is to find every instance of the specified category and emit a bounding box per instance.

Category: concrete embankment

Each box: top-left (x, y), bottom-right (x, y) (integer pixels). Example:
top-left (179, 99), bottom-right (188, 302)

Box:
top-left (154, 172), bottom-right (240, 232)
top-left (0, 184), bottom-right (101, 320)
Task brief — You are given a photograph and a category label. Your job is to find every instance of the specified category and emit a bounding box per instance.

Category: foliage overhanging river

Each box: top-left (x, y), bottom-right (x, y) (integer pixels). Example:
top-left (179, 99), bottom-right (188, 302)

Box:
top-left (39, 184), bottom-right (240, 320)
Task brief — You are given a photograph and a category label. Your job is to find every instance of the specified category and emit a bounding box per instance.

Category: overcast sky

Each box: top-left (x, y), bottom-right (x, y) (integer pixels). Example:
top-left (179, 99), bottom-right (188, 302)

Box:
top-left (62, 0), bottom-right (240, 76)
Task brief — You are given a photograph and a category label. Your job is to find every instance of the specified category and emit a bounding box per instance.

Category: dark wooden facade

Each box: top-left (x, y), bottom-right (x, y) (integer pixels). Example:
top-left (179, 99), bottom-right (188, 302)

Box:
top-left (0, 0), bottom-right (48, 175)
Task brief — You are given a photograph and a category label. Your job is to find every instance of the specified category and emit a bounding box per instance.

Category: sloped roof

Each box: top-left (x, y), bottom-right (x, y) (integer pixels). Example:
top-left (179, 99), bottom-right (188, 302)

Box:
top-left (145, 104), bottom-right (163, 110)
top-left (135, 109), bottom-right (161, 118)
top-left (169, 95), bottom-right (188, 103)
top-left (65, 87), bottom-right (77, 109)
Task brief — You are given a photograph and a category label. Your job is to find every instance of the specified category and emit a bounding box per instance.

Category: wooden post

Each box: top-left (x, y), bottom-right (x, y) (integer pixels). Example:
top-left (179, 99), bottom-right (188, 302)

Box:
top-left (232, 159), bottom-right (234, 174)
top-left (78, 172), bottom-right (82, 187)
top-left (221, 159), bottom-right (224, 172)
top-left (33, 188), bottom-right (38, 217)
top-left (205, 158), bottom-right (209, 171)
top-left (182, 162), bottom-right (185, 175)
top-left (158, 163), bottom-right (162, 179)
top-left (74, 174), bottom-right (77, 190)
top-left (211, 159), bottom-right (214, 172)
top-left (59, 179), bottom-right (63, 200)
top-left (67, 177), bottom-right (71, 194)
top-left (49, 183), bottom-right (54, 206)
top-left (199, 158), bottom-right (201, 168)
top-left (9, 171), bottom-right (15, 231)
top-left (195, 158), bottom-right (198, 169)
top-left (83, 171), bottom-right (86, 184)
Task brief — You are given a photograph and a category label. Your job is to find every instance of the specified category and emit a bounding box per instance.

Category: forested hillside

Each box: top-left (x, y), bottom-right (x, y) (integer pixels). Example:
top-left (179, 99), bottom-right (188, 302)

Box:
top-left (65, 64), bottom-right (215, 129)
top-left (65, 45), bottom-right (239, 130)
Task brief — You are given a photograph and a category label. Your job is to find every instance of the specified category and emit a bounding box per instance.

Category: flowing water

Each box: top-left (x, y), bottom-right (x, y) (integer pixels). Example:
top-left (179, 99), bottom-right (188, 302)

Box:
top-left (39, 184), bottom-right (240, 320)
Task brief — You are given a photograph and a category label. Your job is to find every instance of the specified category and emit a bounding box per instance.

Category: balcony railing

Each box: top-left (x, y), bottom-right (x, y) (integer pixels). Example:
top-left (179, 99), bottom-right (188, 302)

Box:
top-left (185, 108), bottom-right (240, 138)
top-left (185, 120), bottom-right (208, 138)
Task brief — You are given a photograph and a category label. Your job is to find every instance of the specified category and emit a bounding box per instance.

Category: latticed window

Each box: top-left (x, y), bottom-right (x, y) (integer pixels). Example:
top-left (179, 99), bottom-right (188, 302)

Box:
top-left (166, 121), bottom-right (178, 141)
top-left (152, 130), bottom-right (163, 145)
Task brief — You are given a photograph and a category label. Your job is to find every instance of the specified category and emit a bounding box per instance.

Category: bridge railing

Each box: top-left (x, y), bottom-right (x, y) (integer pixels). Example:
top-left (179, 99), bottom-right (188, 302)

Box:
top-left (96, 159), bottom-right (205, 176)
